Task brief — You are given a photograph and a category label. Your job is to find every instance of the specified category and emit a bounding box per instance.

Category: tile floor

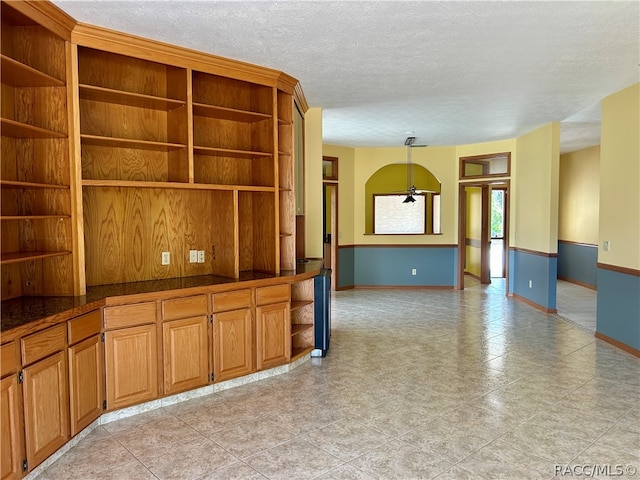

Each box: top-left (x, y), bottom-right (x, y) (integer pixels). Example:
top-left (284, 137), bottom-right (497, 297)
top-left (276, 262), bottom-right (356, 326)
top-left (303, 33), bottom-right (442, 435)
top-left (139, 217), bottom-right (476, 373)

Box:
top-left (555, 280), bottom-right (597, 332)
top-left (35, 280), bottom-right (639, 480)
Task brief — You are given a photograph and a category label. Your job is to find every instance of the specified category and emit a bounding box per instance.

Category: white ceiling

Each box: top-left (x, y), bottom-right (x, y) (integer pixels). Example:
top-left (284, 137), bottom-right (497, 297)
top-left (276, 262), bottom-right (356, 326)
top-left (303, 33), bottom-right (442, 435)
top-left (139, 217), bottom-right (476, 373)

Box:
top-left (53, 0), bottom-right (639, 153)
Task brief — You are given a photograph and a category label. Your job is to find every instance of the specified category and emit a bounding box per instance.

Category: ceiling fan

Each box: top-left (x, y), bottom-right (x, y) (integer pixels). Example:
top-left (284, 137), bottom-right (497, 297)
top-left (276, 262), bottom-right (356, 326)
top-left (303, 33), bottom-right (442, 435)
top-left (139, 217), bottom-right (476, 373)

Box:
top-left (399, 136), bottom-right (430, 203)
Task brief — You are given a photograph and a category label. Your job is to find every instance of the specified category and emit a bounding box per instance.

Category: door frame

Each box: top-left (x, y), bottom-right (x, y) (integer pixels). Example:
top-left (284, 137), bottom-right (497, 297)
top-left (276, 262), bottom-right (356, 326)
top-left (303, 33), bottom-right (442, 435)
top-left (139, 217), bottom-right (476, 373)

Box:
top-left (458, 180), bottom-right (510, 292)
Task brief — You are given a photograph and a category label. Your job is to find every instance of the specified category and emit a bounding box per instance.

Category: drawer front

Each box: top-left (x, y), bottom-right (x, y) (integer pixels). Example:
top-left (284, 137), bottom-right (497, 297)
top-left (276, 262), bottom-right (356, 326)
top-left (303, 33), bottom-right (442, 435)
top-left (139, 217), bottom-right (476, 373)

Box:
top-left (104, 302), bottom-right (157, 330)
top-left (21, 324), bottom-right (66, 366)
top-left (212, 289), bottom-right (252, 312)
top-left (1, 342), bottom-right (18, 377)
top-left (162, 295), bottom-right (208, 321)
top-left (255, 284), bottom-right (290, 306)
top-left (67, 309), bottom-right (102, 345)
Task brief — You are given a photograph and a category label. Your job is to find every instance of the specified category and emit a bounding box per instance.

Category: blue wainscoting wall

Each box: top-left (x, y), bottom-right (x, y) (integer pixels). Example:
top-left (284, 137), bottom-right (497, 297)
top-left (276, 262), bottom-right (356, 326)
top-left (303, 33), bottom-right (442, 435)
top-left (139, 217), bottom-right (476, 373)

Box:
top-left (596, 267), bottom-right (640, 352)
top-left (557, 241), bottom-right (598, 288)
top-left (509, 248), bottom-right (558, 312)
top-left (338, 245), bottom-right (457, 289)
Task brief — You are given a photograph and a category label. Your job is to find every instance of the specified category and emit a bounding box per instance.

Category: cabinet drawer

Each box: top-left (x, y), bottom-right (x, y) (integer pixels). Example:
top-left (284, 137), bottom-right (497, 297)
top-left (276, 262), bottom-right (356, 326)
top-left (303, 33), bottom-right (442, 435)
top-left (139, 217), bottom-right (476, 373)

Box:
top-left (255, 284), bottom-right (290, 306)
top-left (68, 310), bottom-right (102, 345)
top-left (212, 289), bottom-right (252, 312)
top-left (162, 295), bottom-right (208, 321)
top-left (1, 342), bottom-right (18, 377)
top-left (104, 302), bottom-right (156, 330)
top-left (21, 324), bottom-right (66, 366)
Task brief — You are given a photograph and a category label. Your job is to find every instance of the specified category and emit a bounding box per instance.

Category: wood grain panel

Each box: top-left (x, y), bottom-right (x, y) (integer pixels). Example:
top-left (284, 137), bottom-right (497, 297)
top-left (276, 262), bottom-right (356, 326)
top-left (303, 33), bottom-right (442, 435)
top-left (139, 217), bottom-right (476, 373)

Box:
top-left (15, 86), bottom-right (67, 134)
top-left (162, 316), bottom-right (209, 395)
top-left (22, 351), bottom-right (70, 469)
top-left (67, 309), bottom-right (101, 345)
top-left (251, 192), bottom-right (276, 272)
top-left (192, 72), bottom-right (271, 113)
top-left (193, 154), bottom-right (252, 185)
top-left (83, 187), bottom-right (223, 284)
top-left (104, 324), bottom-right (158, 411)
top-left (212, 289), bottom-right (252, 312)
top-left (78, 47), bottom-right (185, 99)
top-left (21, 323), bottom-right (65, 366)
top-left (81, 144), bottom-right (170, 182)
top-left (68, 334), bottom-right (102, 436)
top-left (0, 374), bottom-right (23, 480)
top-left (255, 302), bottom-right (290, 370)
top-left (210, 190), bottom-right (237, 278)
top-left (0, 263), bottom-right (22, 300)
top-left (238, 192), bottom-right (254, 272)
top-left (162, 294), bottom-right (208, 321)
top-left (104, 302), bottom-right (156, 330)
top-left (1, 342), bottom-right (18, 378)
top-left (4, 19), bottom-right (66, 81)
top-left (213, 308), bottom-right (252, 382)
top-left (255, 283), bottom-right (290, 306)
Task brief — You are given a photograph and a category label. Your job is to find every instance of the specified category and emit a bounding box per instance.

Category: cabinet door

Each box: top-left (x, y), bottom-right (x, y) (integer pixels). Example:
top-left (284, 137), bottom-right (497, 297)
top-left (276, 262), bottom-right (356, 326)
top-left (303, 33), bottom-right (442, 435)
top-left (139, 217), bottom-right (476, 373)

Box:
top-left (1, 375), bottom-right (23, 480)
top-left (68, 335), bottom-right (103, 437)
top-left (163, 316), bottom-right (209, 395)
top-left (104, 325), bottom-right (158, 411)
top-left (213, 308), bottom-right (253, 382)
top-left (22, 351), bottom-right (69, 471)
top-left (256, 302), bottom-right (290, 370)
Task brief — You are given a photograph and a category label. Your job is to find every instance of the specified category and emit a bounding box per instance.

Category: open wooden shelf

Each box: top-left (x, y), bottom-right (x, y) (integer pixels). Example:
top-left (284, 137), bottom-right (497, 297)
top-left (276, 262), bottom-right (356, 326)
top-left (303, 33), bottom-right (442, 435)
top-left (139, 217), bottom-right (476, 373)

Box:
top-left (192, 103), bottom-right (271, 123)
top-left (291, 323), bottom-right (313, 336)
top-left (0, 180), bottom-right (69, 189)
top-left (193, 146), bottom-right (273, 158)
top-left (290, 300), bottom-right (313, 312)
top-left (81, 134), bottom-right (186, 151)
top-left (1, 215), bottom-right (70, 221)
top-left (291, 346), bottom-right (314, 362)
top-left (81, 179), bottom-right (276, 192)
top-left (1, 118), bottom-right (66, 139)
top-left (1, 54), bottom-right (65, 87)
top-left (79, 84), bottom-right (186, 111)
top-left (0, 251), bottom-right (71, 265)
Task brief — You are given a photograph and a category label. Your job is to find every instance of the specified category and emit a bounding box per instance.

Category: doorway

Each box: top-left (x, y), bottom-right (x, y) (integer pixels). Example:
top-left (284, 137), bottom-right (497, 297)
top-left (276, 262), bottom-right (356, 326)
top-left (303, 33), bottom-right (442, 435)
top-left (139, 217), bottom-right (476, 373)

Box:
top-left (490, 188), bottom-right (507, 278)
top-left (323, 182), bottom-right (338, 291)
top-left (458, 181), bottom-right (510, 291)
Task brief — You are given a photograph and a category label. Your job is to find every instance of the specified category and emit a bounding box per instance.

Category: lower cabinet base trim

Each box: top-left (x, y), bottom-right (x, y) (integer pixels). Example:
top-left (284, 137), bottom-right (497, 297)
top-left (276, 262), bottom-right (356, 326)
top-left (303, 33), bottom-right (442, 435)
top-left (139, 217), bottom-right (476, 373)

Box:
top-left (22, 353), bottom-right (311, 480)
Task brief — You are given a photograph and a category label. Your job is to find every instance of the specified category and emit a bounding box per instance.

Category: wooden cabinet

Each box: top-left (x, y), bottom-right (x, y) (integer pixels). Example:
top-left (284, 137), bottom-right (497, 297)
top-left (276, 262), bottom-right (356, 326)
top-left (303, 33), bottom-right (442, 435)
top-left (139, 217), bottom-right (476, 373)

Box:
top-left (103, 302), bottom-right (159, 410)
top-left (1, 340), bottom-right (22, 480)
top-left (256, 284), bottom-right (291, 370)
top-left (162, 295), bottom-right (209, 395)
top-left (290, 278), bottom-right (315, 361)
top-left (212, 290), bottom-right (253, 382)
top-left (0, 1), bottom-right (78, 299)
top-left (67, 310), bottom-right (103, 437)
top-left (19, 324), bottom-right (70, 471)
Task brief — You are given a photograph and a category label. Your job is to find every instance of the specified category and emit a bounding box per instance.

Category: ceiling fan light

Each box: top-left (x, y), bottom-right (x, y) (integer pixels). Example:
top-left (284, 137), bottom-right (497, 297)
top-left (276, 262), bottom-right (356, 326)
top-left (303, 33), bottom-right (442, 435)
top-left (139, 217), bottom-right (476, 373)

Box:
top-left (403, 195), bottom-right (416, 203)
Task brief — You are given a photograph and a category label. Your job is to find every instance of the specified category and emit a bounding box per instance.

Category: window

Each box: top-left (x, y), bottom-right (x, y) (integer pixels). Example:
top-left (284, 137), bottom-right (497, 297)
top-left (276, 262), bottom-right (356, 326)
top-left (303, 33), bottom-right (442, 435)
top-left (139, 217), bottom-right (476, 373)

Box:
top-left (460, 152), bottom-right (510, 179)
top-left (374, 194), bottom-right (426, 234)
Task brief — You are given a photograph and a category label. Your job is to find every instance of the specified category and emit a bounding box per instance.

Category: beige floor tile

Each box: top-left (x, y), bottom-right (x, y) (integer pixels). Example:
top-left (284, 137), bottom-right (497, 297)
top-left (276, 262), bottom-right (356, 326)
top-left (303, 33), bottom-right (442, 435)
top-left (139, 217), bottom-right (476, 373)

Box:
top-left (348, 439), bottom-right (452, 480)
top-left (194, 461), bottom-right (267, 479)
top-left (209, 417), bottom-right (297, 458)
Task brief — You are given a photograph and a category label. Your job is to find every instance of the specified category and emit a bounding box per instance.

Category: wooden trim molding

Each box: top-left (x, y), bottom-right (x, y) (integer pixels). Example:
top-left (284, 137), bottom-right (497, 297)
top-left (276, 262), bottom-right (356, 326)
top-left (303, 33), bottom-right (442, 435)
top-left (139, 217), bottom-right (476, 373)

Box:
top-left (351, 285), bottom-right (454, 291)
top-left (558, 239), bottom-right (598, 248)
top-left (597, 262), bottom-right (640, 277)
top-left (339, 244), bottom-right (458, 249)
top-left (15, 1), bottom-right (76, 40)
top-left (293, 82), bottom-right (309, 113)
top-left (510, 292), bottom-right (557, 314)
top-left (459, 152), bottom-right (511, 180)
top-left (466, 238), bottom-right (482, 248)
top-left (71, 23), bottom-right (292, 88)
top-left (595, 332), bottom-right (640, 358)
top-left (510, 246), bottom-right (558, 258)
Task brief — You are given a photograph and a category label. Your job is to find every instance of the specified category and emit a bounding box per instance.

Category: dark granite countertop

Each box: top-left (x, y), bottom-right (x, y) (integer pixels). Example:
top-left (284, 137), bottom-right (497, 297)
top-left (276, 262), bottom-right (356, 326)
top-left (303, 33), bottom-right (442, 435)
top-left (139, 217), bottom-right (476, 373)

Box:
top-left (1, 260), bottom-right (323, 335)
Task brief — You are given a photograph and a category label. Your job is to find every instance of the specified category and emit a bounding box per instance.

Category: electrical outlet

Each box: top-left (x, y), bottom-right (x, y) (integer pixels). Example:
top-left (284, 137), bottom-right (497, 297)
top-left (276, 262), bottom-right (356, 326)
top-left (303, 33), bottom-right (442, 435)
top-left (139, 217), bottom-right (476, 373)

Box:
top-left (197, 250), bottom-right (205, 263)
top-left (411, 268), bottom-right (417, 276)
top-left (161, 251), bottom-right (170, 265)
top-left (528, 280), bottom-right (533, 288)
top-left (189, 250), bottom-right (198, 263)
top-left (603, 240), bottom-right (610, 252)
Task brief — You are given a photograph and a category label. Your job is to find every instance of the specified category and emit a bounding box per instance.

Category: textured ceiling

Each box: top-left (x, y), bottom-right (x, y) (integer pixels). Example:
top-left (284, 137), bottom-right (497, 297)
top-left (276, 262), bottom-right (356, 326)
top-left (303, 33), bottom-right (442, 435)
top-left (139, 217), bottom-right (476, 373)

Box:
top-left (53, 0), bottom-right (639, 152)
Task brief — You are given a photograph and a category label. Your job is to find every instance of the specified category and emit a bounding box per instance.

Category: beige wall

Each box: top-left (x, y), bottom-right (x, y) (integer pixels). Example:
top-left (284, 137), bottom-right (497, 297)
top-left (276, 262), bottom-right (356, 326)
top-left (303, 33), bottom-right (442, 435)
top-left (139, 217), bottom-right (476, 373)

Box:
top-left (599, 83), bottom-right (640, 269)
top-left (304, 107), bottom-right (323, 258)
top-left (558, 146), bottom-right (600, 245)
top-left (513, 122), bottom-right (560, 253)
